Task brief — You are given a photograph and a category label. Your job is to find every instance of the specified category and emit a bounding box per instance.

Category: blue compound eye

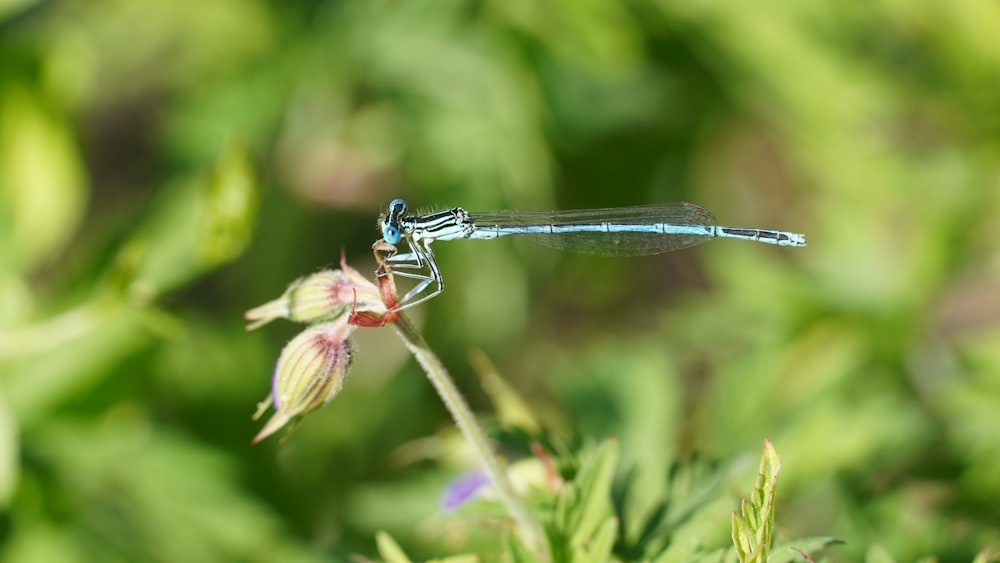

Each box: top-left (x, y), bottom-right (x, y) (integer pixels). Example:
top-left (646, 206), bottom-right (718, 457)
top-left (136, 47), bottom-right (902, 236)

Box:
top-left (383, 224), bottom-right (401, 244)
top-left (382, 198), bottom-right (407, 243)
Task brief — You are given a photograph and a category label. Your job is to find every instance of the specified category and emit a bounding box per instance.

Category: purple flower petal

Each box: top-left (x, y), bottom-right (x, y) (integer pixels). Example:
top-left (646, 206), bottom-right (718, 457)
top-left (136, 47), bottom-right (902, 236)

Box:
top-left (441, 470), bottom-right (490, 512)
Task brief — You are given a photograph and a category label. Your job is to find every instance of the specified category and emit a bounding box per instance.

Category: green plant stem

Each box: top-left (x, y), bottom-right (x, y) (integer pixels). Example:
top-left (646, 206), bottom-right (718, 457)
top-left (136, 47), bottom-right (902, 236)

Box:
top-left (391, 314), bottom-right (549, 560)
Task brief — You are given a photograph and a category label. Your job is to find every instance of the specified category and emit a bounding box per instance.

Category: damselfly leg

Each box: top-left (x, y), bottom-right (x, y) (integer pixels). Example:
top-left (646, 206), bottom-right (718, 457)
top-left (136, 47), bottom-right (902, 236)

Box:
top-left (374, 238), bottom-right (444, 310)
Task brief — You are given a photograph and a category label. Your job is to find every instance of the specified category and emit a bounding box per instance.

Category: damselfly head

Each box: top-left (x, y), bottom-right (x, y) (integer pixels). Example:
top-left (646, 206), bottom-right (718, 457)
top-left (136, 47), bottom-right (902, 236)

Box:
top-left (381, 198), bottom-right (408, 243)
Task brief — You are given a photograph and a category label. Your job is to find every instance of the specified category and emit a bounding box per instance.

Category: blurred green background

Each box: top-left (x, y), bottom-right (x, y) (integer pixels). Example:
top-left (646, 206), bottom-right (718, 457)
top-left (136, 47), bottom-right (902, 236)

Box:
top-left (2, 0), bottom-right (999, 561)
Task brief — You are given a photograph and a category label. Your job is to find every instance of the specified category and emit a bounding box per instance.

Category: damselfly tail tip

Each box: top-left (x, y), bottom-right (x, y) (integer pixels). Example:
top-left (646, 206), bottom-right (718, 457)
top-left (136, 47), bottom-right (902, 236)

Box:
top-left (785, 233), bottom-right (806, 247)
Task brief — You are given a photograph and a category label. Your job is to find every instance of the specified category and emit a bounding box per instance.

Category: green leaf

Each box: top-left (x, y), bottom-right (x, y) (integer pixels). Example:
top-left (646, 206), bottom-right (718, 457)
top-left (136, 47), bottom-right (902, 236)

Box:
top-left (504, 531), bottom-right (536, 563)
top-left (566, 439), bottom-right (619, 548)
top-left (694, 547), bottom-right (732, 563)
top-left (651, 493), bottom-right (735, 563)
top-left (428, 556), bottom-right (479, 563)
top-left (576, 440), bottom-right (619, 539)
top-left (25, 417), bottom-right (327, 563)
top-left (0, 521), bottom-right (85, 563)
top-left (731, 440), bottom-right (782, 563)
top-left (0, 0), bottom-right (43, 21)
top-left (972, 550), bottom-right (1000, 563)
top-left (554, 475), bottom-right (581, 532)
top-left (375, 530), bottom-right (413, 563)
top-left (731, 509), bottom-right (751, 563)
top-left (197, 142), bottom-right (259, 267)
top-left (864, 544), bottom-right (897, 563)
top-left (771, 536), bottom-right (843, 563)
top-left (550, 342), bottom-right (682, 547)
top-left (117, 143), bottom-right (258, 296)
top-left (573, 516), bottom-right (618, 563)
top-left (0, 87), bottom-right (86, 273)
top-left (0, 389), bottom-right (17, 507)
top-left (2, 302), bottom-right (161, 422)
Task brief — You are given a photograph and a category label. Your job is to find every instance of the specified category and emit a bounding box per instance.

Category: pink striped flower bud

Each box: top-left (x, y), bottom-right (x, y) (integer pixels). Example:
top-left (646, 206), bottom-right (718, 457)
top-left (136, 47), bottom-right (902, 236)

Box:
top-left (245, 255), bottom-right (390, 330)
top-left (252, 318), bottom-right (355, 443)
top-left (247, 254), bottom-right (401, 443)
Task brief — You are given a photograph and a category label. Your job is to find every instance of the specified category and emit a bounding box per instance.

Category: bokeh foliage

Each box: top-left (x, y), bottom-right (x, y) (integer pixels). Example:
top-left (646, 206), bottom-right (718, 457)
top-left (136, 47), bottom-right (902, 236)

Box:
top-left (2, 0), bottom-right (999, 561)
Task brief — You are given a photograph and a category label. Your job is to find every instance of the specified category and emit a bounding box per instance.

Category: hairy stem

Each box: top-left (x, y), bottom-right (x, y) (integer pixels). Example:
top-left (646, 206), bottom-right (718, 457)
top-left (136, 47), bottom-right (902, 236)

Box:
top-left (391, 314), bottom-right (548, 559)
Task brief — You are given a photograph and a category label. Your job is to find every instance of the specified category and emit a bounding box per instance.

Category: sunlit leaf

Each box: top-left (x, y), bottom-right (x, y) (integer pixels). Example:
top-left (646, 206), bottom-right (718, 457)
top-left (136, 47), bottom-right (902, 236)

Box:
top-left (864, 544), bottom-right (898, 563)
top-left (731, 441), bottom-right (781, 563)
top-left (376, 531), bottom-right (414, 563)
top-left (771, 536), bottom-right (843, 563)
top-left (0, 390), bottom-right (17, 507)
top-left (117, 144), bottom-right (258, 296)
top-left (0, 87), bottom-right (86, 273)
top-left (504, 532), bottom-right (535, 563)
top-left (564, 439), bottom-right (618, 548)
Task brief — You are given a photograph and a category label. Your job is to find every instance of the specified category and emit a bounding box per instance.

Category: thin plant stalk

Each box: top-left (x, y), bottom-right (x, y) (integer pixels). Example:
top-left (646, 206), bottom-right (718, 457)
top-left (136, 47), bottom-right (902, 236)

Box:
top-left (391, 313), bottom-right (549, 559)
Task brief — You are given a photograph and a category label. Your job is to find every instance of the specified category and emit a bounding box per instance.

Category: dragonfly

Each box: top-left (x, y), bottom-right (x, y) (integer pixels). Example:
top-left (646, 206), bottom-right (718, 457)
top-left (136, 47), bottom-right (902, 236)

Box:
top-left (376, 198), bottom-right (806, 310)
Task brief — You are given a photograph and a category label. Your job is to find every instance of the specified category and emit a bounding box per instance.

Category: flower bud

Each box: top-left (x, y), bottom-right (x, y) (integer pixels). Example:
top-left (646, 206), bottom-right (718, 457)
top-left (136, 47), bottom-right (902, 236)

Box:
top-left (244, 255), bottom-right (389, 330)
top-left (252, 318), bottom-right (355, 443)
top-left (244, 270), bottom-right (349, 330)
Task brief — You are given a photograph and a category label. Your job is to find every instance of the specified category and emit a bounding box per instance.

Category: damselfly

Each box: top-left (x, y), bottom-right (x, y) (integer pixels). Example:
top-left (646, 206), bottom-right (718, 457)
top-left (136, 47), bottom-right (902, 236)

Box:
top-left (377, 199), bottom-right (806, 309)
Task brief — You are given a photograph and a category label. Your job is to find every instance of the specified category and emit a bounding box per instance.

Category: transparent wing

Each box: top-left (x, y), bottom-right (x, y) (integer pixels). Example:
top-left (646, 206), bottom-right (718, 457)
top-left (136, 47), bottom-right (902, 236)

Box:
top-left (467, 202), bottom-right (718, 257)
